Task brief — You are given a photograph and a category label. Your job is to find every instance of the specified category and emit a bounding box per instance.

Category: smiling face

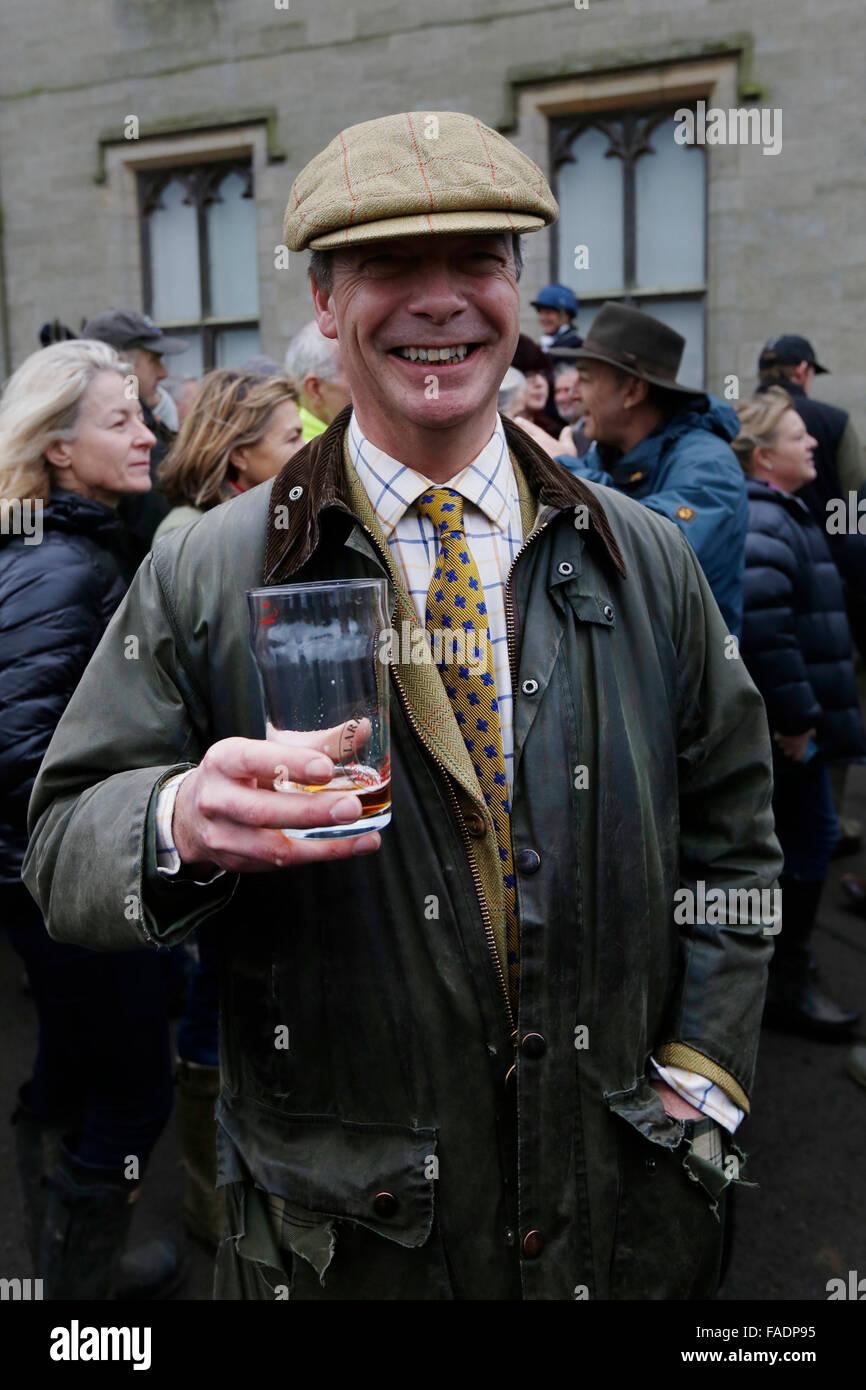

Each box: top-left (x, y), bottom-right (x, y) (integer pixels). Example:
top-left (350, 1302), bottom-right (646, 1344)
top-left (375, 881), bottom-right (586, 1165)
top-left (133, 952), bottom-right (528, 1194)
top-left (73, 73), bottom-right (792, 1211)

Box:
top-left (554, 367), bottom-right (581, 422)
top-left (46, 370), bottom-right (155, 506)
top-left (536, 307), bottom-right (569, 336)
top-left (573, 360), bottom-right (634, 447)
top-left (311, 232), bottom-right (521, 478)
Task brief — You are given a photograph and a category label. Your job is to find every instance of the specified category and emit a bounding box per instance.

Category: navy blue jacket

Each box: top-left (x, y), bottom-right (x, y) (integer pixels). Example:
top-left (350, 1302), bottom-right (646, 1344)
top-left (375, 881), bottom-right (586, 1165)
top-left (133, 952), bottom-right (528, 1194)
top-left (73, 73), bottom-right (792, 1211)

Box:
top-left (557, 395), bottom-right (747, 634)
top-left (740, 477), bottom-right (866, 763)
top-left (0, 489), bottom-right (139, 883)
top-left (756, 379), bottom-right (866, 655)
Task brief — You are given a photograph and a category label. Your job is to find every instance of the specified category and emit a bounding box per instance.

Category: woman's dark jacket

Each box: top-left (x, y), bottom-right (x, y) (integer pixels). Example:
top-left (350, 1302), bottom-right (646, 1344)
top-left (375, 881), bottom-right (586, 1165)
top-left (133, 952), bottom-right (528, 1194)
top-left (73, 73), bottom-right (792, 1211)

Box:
top-left (0, 489), bottom-right (140, 883)
top-left (740, 476), bottom-right (866, 762)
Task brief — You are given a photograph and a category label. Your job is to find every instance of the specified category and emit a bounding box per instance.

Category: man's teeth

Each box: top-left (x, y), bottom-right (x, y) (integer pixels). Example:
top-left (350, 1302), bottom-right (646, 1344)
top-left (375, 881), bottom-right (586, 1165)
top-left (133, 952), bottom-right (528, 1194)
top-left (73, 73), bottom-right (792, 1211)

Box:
top-left (396, 345), bottom-right (470, 362)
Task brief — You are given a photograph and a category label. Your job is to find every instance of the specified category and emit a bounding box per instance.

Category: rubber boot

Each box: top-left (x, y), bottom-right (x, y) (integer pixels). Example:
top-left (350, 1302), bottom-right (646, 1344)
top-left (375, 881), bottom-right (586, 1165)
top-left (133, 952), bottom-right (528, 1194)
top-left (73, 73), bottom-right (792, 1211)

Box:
top-left (764, 876), bottom-right (860, 1039)
top-left (10, 1087), bottom-right (76, 1273)
top-left (40, 1143), bottom-right (186, 1300)
top-left (175, 1059), bottom-right (225, 1248)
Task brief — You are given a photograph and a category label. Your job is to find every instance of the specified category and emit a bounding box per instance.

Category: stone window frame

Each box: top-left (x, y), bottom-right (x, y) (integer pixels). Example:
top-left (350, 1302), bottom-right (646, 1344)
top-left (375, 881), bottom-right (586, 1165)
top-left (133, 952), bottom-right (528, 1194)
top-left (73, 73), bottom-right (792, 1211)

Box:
top-left (98, 117), bottom-right (283, 365)
top-left (507, 54), bottom-right (744, 385)
top-left (137, 157), bottom-right (258, 370)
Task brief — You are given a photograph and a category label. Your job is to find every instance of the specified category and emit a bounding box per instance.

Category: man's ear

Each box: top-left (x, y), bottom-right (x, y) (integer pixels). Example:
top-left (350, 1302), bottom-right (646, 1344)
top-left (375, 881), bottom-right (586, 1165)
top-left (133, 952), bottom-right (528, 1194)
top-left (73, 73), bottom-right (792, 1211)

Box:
top-left (311, 280), bottom-right (338, 341)
top-left (623, 375), bottom-right (649, 410)
top-left (44, 439), bottom-right (72, 469)
top-left (303, 373), bottom-right (324, 409)
top-left (794, 359), bottom-right (811, 387)
top-left (228, 446), bottom-right (248, 474)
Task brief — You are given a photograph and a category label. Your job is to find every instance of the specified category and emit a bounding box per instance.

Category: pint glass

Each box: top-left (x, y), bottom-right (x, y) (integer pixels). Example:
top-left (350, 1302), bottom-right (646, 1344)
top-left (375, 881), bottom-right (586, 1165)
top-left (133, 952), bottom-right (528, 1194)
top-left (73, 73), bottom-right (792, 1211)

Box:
top-left (247, 579), bottom-right (391, 839)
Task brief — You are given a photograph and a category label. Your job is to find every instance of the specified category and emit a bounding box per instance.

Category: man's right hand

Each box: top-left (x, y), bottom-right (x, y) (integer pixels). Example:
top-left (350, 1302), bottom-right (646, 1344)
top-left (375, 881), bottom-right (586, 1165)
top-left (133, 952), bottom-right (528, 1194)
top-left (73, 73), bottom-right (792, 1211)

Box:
top-left (173, 735), bottom-right (382, 873)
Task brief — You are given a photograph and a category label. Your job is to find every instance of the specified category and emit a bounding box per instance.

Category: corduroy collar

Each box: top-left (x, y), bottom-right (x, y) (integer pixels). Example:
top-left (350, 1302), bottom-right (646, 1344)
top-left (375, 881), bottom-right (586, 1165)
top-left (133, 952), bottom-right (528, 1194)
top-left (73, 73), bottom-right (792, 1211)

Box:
top-left (264, 404), bottom-right (627, 583)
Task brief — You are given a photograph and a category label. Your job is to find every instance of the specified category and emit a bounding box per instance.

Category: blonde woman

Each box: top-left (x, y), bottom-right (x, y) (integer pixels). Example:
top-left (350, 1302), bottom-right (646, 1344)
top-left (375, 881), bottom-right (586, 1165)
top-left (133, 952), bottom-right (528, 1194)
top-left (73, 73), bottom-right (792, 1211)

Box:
top-left (734, 387), bottom-right (865, 1039)
top-left (0, 340), bottom-right (186, 1297)
top-left (153, 368), bottom-right (304, 541)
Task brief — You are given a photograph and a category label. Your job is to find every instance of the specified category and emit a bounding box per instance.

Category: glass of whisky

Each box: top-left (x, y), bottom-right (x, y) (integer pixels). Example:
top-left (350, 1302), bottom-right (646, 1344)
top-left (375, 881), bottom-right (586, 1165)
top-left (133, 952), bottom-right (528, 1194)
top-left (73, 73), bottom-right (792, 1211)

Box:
top-left (247, 578), bottom-right (391, 839)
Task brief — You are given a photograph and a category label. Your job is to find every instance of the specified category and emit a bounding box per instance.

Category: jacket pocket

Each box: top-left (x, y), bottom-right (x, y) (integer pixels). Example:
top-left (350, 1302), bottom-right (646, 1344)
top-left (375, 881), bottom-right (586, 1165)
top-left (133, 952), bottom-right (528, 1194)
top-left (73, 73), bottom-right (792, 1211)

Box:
top-left (605, 1081), bottom-right (729, 1300)
top-left (216, 1094), bottom-right (453, 1299)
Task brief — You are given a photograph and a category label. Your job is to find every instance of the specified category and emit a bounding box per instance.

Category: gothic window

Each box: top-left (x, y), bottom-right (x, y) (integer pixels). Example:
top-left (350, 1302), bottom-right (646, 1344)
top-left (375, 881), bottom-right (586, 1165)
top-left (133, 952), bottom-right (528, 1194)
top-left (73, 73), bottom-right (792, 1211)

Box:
top-left (138, 160), bottom-right (261, 375)
top-left (550, 107), bottom-right (706, 386)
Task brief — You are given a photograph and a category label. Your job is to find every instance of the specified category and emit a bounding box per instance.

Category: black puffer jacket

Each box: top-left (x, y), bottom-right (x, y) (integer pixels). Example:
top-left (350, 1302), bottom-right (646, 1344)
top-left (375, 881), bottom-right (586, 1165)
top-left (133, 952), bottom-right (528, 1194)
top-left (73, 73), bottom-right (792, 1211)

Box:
top-left (0, 489), bottom-right (140, 883)
top-left (741, 477), bottom-right (866, 762)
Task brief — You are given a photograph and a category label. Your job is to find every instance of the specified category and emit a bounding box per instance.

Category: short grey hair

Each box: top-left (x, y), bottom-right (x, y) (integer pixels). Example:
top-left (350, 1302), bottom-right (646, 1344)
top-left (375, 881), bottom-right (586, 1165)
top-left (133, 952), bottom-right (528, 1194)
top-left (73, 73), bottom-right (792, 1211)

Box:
top-left (309, 232), bottom-right (524, 291)
top-left (283, 321), bottom-right (343, 385)
top-left (498, 366), bottom-right (526, 415)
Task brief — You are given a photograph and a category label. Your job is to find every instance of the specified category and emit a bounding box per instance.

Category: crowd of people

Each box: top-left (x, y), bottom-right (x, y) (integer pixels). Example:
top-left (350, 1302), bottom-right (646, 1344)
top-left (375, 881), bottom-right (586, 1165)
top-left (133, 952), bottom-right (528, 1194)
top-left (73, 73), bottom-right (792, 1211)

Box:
top-left (1, 240), bottom-right (865, 1298)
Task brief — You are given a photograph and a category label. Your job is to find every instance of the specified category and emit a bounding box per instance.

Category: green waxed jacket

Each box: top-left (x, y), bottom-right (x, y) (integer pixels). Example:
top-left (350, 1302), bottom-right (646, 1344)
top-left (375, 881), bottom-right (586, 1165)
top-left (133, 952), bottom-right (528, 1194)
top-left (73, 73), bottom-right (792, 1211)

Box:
top-left (23, 407), bottom-right (783, 1300)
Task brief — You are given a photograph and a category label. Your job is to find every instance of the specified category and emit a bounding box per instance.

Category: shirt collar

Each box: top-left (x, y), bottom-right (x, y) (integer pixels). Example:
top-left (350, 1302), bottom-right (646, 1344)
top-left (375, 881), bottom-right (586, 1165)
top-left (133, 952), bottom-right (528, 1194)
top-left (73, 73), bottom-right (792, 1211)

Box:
top-left (347, 410), bottom-right (514, 538)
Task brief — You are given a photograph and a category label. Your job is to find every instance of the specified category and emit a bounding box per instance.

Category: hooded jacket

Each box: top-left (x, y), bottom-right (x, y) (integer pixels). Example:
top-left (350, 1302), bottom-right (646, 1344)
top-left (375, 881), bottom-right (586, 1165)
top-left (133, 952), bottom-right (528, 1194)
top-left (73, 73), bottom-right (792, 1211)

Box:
top-left (557, 395), bottom-right (747, 636)
top-left (0, 489), bottom-right (139, 884)
top-left (741, 477), bottom-right (866, 763)
top-left (23, 411), bottom-right (781, 1299)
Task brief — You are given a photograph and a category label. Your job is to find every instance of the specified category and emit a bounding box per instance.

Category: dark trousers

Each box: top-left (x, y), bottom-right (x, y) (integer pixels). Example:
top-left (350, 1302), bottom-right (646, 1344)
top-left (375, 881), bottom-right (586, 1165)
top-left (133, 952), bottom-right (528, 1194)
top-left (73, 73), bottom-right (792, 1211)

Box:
top-left (772, 759), bottom-right (840, 884)
top-left (3, 881), bottom-right (173, 1172)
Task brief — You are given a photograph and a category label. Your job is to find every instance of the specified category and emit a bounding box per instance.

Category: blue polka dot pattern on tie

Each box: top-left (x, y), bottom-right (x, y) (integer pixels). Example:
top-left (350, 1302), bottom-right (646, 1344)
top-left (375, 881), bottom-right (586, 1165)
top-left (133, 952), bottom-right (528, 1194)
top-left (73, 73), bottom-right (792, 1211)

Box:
top-left (413, 486), bottom-right (519, 1006)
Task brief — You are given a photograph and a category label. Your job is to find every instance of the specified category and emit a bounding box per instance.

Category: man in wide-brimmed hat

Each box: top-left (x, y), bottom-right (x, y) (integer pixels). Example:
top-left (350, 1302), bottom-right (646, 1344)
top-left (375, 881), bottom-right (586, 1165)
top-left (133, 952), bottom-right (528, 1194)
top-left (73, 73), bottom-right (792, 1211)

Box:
top-left (549, 301), bottom-right (748, 635)
top-left (26, 112), bottom-right (780, 1300)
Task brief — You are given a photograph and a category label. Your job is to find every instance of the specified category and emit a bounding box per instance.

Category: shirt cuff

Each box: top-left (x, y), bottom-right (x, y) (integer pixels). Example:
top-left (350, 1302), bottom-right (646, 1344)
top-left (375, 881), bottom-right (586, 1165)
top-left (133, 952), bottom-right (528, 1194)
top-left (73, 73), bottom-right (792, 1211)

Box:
top-left (155, 770), bottom-right (226, 885)
top-left (650, 1055), bottom-right (744, 1134)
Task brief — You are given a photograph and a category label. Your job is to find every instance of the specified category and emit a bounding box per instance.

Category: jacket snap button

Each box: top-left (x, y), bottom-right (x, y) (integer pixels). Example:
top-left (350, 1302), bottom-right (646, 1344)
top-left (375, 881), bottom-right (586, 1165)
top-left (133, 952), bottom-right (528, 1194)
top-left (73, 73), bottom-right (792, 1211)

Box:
top-left (522, 1229), bottom-right (544, 1258)
top-left (645, 1158), bottom-right (657, 1175)
top-left (557, 561), bottom-right (574, 577)
top-left (516, 848), bottom-right (541, 874)
top-left (521, 678), bottom-right (539, 696)
top-left (521, 1032), bottom-right (546, 1059)
top-left (602, 603), bottom-right (614, 621)
top-left (288, 485), bottom-right (304, 500)
top-left (504, 1226), bottom-right (515, 1247)
top-left (465, 810), bottom-right (486, 838)
top-left (372, 1191), bottom-right (399, 1217)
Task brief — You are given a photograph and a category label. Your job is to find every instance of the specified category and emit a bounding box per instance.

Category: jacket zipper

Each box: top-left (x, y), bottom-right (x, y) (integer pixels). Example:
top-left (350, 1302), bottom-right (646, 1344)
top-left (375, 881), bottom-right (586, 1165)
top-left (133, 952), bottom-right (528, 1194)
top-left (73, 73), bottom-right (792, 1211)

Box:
top-left (354, 519), bottom-right (517, 1038)
top-left (503, 516), bottom-right (553, 707)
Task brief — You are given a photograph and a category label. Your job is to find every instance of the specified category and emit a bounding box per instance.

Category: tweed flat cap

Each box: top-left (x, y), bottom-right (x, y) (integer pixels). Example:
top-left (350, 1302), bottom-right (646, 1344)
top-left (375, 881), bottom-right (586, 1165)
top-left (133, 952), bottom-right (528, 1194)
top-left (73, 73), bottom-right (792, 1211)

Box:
top-left (283, 111), bottom-right (558, 251)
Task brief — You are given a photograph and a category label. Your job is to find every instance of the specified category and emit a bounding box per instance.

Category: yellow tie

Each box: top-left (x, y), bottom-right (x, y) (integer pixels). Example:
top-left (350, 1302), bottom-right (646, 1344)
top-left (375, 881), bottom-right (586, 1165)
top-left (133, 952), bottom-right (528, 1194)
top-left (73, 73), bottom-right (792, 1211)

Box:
top-left (413, 487), bottom-right (519, 1005)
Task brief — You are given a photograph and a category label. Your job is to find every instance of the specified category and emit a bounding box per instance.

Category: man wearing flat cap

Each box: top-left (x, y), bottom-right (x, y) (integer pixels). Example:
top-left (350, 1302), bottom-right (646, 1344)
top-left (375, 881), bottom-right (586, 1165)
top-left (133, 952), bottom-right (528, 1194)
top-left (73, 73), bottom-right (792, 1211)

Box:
top-left (25, 112), bottom-right (781, 1300)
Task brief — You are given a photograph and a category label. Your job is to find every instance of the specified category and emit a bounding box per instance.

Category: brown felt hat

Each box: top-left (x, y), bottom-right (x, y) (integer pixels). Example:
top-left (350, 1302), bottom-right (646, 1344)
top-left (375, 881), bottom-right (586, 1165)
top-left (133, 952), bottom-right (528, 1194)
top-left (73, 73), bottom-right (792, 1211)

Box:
top-left (574, 302), bottom-right (701, 395)
top-left (283, 111), bottom-right (558, 252)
